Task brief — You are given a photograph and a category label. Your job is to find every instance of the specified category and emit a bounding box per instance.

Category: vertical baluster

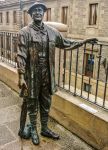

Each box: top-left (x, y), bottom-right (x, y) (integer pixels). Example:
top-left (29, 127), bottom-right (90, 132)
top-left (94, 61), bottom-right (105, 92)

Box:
top-left (63, 49), bottom-right (66, 89)
top-left (7, 33), bottom-right (9, 63)
top-left (95, 44), bottom-right (102, 103)
top-left (103, 59), bottom-right (108, 107)
top-left (74, 48), bottom-right (79, 96)
top-left (69, 50), bottom-right (72, 91)
top-left (58, 49), bottom-right (61, 87)
top-left (5, 32), bottom-right (7, 63)
top-left (87, 44), bottom-right (94, 100)
top-left (81, 44), bottom-right (86, 96)
top-left (14, 33), bottom-right (16, 68)
top-left (9, 33), bottom-right (11, 64)
top-left (4, 32), bottom-right (6, 62)
top-left (15, 33), bottom-right (18, 68)
top-left (14, 33), bottom-right (15, 67)
top-left (1, 32), bottom-right (3, 61)
top-left (10, 33), bottom-right (12, 65)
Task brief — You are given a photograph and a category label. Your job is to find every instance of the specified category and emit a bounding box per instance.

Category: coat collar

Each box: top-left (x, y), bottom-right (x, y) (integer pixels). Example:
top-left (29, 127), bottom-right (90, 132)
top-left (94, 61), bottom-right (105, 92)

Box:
top-left (29, 21), bottom-right (47, 33)
top-left (28, 22), bottom-right (54, 41)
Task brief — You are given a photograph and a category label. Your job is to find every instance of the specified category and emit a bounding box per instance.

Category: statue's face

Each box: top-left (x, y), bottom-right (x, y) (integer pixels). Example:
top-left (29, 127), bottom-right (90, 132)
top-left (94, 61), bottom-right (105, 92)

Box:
top-left (31, 6), bottom-right (44, 22)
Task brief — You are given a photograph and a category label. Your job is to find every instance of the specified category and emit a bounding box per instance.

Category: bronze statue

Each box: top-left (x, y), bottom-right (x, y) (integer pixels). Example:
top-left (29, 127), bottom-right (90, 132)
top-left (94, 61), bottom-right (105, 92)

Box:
top-left (17, 0), bottom-right (98, 145)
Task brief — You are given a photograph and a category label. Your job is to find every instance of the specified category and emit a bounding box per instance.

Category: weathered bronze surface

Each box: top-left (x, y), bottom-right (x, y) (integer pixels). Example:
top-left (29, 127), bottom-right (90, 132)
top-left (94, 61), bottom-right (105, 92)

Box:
top-left (17, 0), bottom-right (97, 145)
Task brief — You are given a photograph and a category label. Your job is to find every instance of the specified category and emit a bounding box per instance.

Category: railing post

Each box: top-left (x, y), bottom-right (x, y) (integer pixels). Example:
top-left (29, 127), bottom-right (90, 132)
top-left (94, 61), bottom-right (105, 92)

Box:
top-left (10, 33), bottom-right (13, 65)
top-left (81, 43), bottom-right (86, 96)
top-left (58, 49), bottom-right (61, 87)
top-left (63, 49), bottom-right (66, 89)
top-left (69, 50), bottom-right (72, 91)
top-left (74, 47), bottom-right (79, 96)
top-left (95, 44), bottom-right (102, 103)
top-left (4, 32), bottom-right (6, 62)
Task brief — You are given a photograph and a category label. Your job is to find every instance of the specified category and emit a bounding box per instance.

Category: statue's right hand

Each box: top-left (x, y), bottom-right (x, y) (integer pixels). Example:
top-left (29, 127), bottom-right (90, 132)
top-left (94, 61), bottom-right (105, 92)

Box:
top-left (18, 78), bottom-right (28, 89)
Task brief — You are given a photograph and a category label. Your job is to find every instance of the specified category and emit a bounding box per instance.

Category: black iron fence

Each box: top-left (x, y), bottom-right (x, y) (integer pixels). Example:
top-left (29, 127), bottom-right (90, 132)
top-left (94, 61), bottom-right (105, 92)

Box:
top-left (0, 31), bottom-right (108, 110)
top-left (0, 32), bottom-right (18, 67)
top-left (55, 42), bottom-right (108, 110)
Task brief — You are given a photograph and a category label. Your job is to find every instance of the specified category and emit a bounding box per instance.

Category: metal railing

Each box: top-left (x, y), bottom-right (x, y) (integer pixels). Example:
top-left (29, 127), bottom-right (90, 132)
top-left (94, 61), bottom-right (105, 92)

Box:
top-left (0, 32), bottom-right (18, 67)
top-left (56, 42), bottom-right (108, 110)
top-left (0, 31), bottom-right (108, 110)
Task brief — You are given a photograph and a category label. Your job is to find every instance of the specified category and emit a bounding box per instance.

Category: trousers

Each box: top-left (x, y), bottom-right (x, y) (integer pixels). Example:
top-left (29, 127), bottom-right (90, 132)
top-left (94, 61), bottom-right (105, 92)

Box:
top-left (27, 63), bottom-right (51, 129)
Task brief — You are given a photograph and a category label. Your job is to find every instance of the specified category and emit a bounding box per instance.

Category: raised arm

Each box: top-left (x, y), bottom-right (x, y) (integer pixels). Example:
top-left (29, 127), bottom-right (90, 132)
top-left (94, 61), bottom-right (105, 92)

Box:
top-left (55, 30), bottom-right (98, 50)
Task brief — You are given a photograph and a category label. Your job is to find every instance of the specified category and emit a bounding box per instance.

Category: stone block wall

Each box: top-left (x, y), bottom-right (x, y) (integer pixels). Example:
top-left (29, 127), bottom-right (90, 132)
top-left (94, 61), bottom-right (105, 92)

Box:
top-left (1, 0), bottom-right (108, 41)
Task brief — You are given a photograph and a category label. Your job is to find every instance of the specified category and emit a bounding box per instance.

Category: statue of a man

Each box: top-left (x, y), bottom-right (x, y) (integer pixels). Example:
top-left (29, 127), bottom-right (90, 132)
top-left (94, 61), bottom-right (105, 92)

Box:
top-left (17, 0), bottom-right (97, 145)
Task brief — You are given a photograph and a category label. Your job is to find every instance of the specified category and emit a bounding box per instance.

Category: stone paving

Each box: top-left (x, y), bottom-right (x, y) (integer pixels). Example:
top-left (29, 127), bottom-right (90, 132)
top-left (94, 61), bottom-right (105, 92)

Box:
top-left (0, 81), bottom-right (96, 150)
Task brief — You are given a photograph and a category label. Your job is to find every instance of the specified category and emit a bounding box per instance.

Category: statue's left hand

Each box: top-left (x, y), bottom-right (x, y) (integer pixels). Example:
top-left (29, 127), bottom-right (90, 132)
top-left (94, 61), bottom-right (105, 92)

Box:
top-left (65, 38), bottom-right (98, 51)
top-left (83, 38), bottom-right (98, 44)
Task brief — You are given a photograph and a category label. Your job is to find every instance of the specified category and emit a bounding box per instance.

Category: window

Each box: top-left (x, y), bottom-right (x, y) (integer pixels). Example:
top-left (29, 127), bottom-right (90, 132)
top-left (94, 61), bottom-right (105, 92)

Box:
top-left (89, 3), bottom-right (98, 25)
top-left (23, 10), bottom-right (28, 26)
top-left (84, 83), bottom-right (91, 93)
top-left (13, 11), bottom-right (17, 23)
top-left (85, 54), bottom-right (94, 77)
top-left (6, 12), bottom-right (9, 23)
top-left (62, 6), bottom-right (68, 24)
top-left (46, 8), bottom-right (51, 21)
top-left (0, 13), bottom-right (2, 23)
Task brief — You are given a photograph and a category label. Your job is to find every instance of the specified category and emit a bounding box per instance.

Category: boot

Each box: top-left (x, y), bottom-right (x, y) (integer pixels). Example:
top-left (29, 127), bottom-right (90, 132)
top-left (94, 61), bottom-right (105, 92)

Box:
top-left (40, 114), bottom-right (60, 140)
top-left (31, 126), bottom-right (40, 145)
top-left (18, 99), bottom-right (31, 139)
top-left (18, 124), bottom-right (31, 139)
top-left (29, 113), bottom-right (40, 145)
top-left (41, 127), bottom-right (60, 140)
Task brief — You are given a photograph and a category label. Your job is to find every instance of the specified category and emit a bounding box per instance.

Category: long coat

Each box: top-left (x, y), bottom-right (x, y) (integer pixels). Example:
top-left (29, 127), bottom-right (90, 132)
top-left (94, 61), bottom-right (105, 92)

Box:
top-left (17, 22), bottom-right (80, 97)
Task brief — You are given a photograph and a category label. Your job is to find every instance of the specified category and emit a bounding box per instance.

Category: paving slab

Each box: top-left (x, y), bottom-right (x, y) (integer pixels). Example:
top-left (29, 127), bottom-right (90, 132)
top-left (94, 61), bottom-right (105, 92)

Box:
top-left (1, 140), bottom-right (21, 150)
top-left (0, 125), bottom-right (15, 146)
top-left (0, 105), bottom-right (20, 125)
top-left (0, 96), bottom-right (20, 109)
top-left (5, 120), bottom-right (20, 138)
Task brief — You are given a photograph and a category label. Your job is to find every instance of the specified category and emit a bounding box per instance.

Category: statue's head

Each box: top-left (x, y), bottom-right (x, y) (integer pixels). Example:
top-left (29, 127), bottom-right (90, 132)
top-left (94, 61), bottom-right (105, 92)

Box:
top-left (27, 0), bottom-right (47, 22)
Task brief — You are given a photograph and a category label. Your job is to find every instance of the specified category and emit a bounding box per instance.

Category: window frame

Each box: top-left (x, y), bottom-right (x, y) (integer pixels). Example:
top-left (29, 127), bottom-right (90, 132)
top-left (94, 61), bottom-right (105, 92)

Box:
top-left (61, 6), bottom-right (68, 25)
top-left (89, 3), bottom-right (98, 26)
top-left (0, 12), bottom-right (3, 23)
top-left (46, 8), bottom-right (51, 21)
top-left (13, 11), bottom-right (17, 24)
top-left (23, 10), bottom-right (28, 26)
top-left (6, 11), bottom-right (9, 24)
top-left (87, 2), bottom-right (99, 28)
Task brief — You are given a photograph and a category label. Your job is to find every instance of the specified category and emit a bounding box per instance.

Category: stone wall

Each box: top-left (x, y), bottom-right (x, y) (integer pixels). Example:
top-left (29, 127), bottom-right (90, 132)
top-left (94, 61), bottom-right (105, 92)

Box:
top-left (45, 0), bottom-right (108, 42)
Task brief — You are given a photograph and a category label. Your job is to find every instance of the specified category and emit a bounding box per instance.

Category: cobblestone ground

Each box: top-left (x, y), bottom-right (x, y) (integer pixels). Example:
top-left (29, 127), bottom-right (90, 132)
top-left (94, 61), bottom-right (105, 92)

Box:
top-left (0, 81), bottom-right (96, 150)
